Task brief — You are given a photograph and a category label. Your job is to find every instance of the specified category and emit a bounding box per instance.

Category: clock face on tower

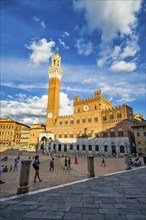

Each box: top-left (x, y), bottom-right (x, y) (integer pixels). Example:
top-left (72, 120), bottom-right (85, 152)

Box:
top-left (48, 113), bottom-right (53, 118)
top-left (83, 105), bottom-right (89, 112)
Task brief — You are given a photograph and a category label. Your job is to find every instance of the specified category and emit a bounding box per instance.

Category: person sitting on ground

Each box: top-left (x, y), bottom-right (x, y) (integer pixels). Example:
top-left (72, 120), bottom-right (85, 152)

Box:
top-left (2, 156), bottom-right (8, 161)
top-left (3, 165), bottom-right (8, 172)
top-left (130, 158), bottom-right (134, 167)
top-left (0, 165), bottom-right (5, 184)
top-left (134, 157), bottom-right (142, 166)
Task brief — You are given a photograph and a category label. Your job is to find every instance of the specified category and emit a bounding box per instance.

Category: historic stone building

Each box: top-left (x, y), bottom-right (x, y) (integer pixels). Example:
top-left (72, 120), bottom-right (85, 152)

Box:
top-left (0, 118), bottom-right (30, 149)
top-left (20, 126), bottom-right (30, 150)
top-left (131, 122), bottom-right (146, 155)
top-left (43, 52), bottom-right (141, 155)
top-left (29, 124), bottom-right (46, 151)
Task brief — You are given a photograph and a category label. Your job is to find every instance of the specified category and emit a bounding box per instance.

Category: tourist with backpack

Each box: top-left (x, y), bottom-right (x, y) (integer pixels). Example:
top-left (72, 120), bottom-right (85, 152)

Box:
top-left (33, 155), bottom-right (42, 183)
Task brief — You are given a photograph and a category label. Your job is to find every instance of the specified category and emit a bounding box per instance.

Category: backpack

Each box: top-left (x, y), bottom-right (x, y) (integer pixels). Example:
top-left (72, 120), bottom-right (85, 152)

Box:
top-left (32, 162), bottom-right (37, 169)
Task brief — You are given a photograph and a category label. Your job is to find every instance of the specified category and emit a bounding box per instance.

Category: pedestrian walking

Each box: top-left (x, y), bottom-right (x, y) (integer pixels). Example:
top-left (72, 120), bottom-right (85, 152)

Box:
top-left (67, 157), bottom-right (71, 169)
top-left (9, 165), bottom-right (13, 172)
top-left (33, 155), bottom-right (42, 183)
top-left (101, 155), bottom-right (106, 167)
top-left (64, 156), bottom-right (68, 169)
top-left (75, 156), bottom-right (78, 164)
top-left (13, 158), bottom-right (19, 171)
top-left (49, 156), bottom-right (54, 171)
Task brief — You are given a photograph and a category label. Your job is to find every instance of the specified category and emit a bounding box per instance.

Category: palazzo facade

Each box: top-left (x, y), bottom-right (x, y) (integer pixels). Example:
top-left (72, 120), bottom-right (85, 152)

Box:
top-left (43, 52), bottom-right (138, 155)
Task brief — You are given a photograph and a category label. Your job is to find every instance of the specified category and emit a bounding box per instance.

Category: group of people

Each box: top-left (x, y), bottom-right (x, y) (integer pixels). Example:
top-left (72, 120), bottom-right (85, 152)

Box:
top-left (64, 156), bottom-right (71, 170)
top-left (130, 157), bottom-right (142, 167)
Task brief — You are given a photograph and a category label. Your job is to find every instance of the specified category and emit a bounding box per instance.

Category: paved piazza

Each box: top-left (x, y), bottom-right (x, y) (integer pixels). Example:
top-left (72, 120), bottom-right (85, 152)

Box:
top-left (0, 150), bottom-right (146, 220)
top-left (1, 150), bottom-right (129, 198)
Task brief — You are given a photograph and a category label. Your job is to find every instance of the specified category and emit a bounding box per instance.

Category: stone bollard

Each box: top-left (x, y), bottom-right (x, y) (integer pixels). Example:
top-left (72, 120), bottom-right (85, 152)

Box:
top-left (125, 153), bottom-right (131, 170)
top-left (17, 160), bottom-right (32, 194)
top-left (87, 155), bottom-right (95, 178)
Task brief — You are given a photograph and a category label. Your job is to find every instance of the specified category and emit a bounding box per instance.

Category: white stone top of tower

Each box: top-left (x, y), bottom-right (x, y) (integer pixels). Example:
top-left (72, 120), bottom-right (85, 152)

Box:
top-left (48, 51), bottom-right (62, 80)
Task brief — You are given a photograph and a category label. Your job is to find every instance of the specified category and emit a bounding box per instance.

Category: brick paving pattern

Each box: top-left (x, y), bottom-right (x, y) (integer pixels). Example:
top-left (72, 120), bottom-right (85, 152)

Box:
top-left (0, 166), bottom-right (145, 220)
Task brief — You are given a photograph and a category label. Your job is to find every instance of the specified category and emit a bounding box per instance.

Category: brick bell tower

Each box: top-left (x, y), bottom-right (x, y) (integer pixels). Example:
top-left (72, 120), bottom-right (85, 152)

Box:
top-left (46, 52), bottom-right (62, 131)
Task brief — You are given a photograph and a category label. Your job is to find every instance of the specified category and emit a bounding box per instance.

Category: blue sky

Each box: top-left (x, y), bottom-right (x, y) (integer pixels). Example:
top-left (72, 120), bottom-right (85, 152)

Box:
top-left (1, 0), bottom-right (146, 125)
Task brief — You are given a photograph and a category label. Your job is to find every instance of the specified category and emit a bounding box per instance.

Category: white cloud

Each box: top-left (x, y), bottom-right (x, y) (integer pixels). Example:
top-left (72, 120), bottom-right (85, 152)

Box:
top-left (111, 46), bottom-right (122, 60)
top-left (25, 38), bottom-right (55, 66)
top-left (121, 46), bottom-right (137, 59)
top-left (62, 31), bottom-right (70, 37)
top-left (41, 21), bottom-right (46, 29)
top-left (33, 16), bottom-right (46, 29)
top-left (75, 38), bottom-right (93, 56)
top-left (0, 92), bottom-right (74, 125)
top-left (59, 92), bottom-right (73, 115)
top-left (58, 39), bottom-right (69, 49)
top-left (74, 0), bottom-right (142, 44)
top-left (97, 59), bottom-right (105, 68)
top-left (110, 61), bottom-right (136, 72)
top-left (82, 78), bottom-right (97, 84)
top-left (33, 16), bottom-right (40, 22)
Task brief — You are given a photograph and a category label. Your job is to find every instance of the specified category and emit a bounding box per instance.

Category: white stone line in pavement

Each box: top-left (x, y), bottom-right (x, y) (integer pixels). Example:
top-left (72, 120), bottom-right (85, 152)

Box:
top-left (103, 166), bottom-right (145, 177)
top-left (0, 166), bottom-right (145, 203)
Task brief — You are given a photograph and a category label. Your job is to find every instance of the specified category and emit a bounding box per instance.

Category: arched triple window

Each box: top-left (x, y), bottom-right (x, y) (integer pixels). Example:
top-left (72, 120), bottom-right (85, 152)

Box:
top-left (103, 131), bottom-right (108, 137)
top-left (82, 118), bottom-right (85, 123)
top-left (103, 115), bottom-right (107, 121)
top-left (110, 114), bottom-right (114, 120)
top-left (94, 117), bottom-right (98, 122)
top-left (118, 128), bottom-right (123, 137)
top-left (117, 112), bottom-right (122, 119)
top-left (110, 129), bottom-right (115, 137)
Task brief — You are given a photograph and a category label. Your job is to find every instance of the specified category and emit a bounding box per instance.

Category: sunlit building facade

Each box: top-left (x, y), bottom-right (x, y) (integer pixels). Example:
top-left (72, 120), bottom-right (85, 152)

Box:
top-left (0, 118), bottom-right (30, 150)
top-left (44, 52), bottom-right (142, 155)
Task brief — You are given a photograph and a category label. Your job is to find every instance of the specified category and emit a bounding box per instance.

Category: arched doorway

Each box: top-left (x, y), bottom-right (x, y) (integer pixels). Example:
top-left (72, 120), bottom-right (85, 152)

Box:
top-left (58, 144), bottom-right (61, 152)
top-left (64, 144), bottom-right (67, 152)
top-left (40, 136), bottom-right (47, 153)
top-left (111, 145), bottom-right (116, 156)
top-left (120, 145), bottom-right (125, 153)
